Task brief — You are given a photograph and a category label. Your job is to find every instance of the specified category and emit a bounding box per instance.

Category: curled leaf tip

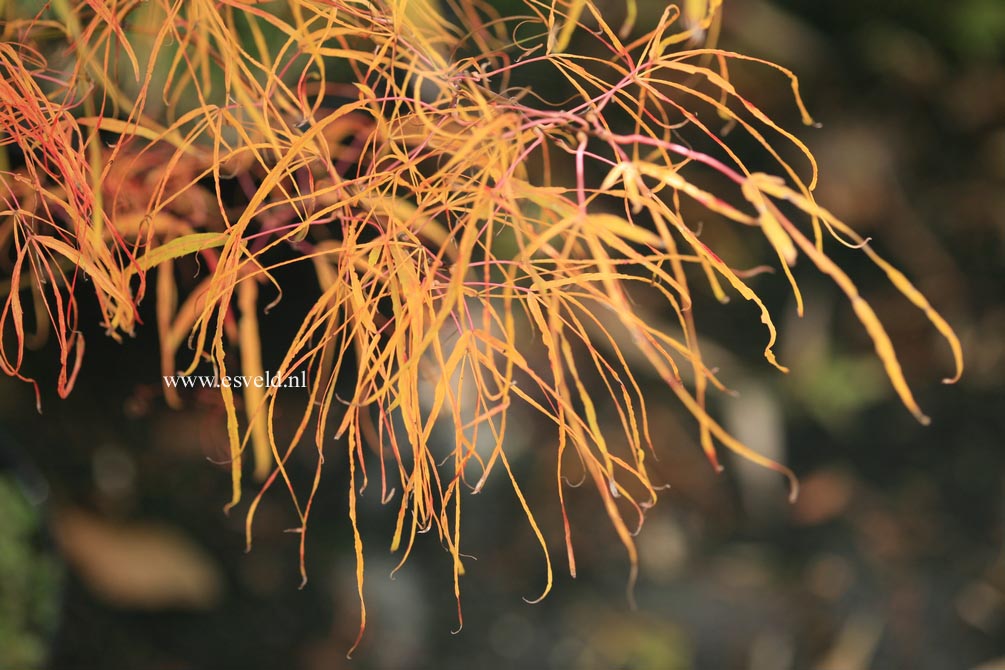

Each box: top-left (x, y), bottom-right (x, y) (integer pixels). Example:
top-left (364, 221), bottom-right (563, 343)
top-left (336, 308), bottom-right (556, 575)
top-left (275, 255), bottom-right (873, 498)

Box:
top-left (787, 479), bottom-right (800, 504)
top-left (522, 595), bottom-right (543, 604)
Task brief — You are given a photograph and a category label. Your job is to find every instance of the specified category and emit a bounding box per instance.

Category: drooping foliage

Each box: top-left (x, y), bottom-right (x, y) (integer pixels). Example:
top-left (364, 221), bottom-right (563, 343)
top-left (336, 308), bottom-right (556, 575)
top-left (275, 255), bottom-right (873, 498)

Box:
top-left (0, 0), bottom-right (961, 651)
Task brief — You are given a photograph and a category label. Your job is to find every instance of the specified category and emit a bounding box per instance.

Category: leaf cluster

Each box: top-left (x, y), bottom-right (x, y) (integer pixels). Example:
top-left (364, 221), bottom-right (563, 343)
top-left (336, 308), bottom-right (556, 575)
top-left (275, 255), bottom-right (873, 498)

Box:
top-left (0, 0), bottom-right (961, 650)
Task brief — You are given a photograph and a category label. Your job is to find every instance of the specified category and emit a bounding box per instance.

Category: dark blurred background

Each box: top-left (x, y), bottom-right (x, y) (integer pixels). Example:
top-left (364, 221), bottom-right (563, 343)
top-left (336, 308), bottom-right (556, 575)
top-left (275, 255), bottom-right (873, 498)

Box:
top-left (1, 1), bottom-right (1003, 668)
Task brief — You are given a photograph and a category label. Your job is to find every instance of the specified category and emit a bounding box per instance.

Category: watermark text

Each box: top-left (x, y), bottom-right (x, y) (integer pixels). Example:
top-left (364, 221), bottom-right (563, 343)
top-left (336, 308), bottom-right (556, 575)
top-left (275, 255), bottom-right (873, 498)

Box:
top-left (163, 370), bottom-right (307, 390)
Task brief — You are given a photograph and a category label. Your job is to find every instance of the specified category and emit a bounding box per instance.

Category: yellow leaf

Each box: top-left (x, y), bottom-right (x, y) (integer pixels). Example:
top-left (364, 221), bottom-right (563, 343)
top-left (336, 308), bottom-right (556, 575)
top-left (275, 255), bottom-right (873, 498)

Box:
top-left (132, 233), bottom-right (227, 273)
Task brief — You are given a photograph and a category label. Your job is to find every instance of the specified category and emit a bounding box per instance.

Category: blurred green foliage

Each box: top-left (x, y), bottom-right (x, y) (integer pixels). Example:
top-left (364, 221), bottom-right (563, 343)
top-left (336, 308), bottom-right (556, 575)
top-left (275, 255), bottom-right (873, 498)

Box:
top-left (0, 477), bottom-right (62, 670)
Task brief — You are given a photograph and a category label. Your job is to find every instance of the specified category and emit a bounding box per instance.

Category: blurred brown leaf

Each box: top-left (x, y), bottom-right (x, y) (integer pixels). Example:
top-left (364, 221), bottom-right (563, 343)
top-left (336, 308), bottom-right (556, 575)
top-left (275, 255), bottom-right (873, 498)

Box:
top-left (974, 657), bottom-right (1005, 670)
top-left (52, 507), bottom-right (224, 609)
top-left (791, 468), bottom-right (856, 526)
